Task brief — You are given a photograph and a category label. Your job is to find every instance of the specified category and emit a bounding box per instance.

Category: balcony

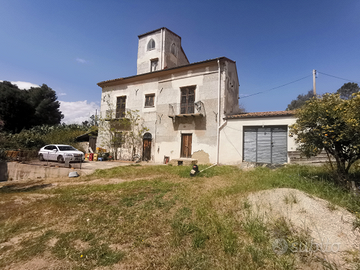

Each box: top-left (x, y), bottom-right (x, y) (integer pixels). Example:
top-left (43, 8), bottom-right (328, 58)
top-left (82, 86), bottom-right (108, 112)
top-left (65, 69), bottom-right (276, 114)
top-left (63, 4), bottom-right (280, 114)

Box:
top-left (103, 110), bottom-right (131, 130)
top-left (168, 101), bottom-right (206, 121)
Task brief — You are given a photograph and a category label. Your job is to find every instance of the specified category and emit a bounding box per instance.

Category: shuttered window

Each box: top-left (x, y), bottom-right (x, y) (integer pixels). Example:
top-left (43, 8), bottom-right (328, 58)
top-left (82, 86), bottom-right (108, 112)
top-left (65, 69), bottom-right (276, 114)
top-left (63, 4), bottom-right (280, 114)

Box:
top-left (243, 126), bottom-right (287, 164)
top-left (180, 86), bottom-right (195, 114)
top-left (116, 96), bottom-right (126, 118)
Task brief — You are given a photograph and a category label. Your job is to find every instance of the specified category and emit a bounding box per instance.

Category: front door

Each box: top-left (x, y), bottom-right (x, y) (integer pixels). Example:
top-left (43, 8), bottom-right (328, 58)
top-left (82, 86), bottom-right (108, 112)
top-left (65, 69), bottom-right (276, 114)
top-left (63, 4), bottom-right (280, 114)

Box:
top-left (181, 134), bottom-right (192, 158)
top-left (143, 139), bottom-right (151, 161)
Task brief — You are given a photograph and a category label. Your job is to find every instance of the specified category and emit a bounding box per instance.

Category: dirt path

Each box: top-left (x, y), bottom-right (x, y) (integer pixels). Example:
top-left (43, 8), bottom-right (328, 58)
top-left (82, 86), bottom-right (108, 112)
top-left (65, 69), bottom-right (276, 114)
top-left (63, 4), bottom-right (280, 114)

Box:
top-left (247, 188), bottom-right (360, 268)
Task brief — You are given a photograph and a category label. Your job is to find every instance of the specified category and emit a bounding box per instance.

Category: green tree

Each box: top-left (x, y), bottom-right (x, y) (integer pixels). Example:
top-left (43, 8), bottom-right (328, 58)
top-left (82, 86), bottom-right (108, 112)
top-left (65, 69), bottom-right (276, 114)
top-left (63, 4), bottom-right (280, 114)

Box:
top-left (0, 81), bottom-right (34, 132)
top-left (286, 90), bottom-right (315, 111)
top-left (0, 81), bottom-right (63, 132)
top-left (335, 82), bottom-right (359, 100)
top-left (290, 93), bottom-right (360, 182)
top-left (28, 84), bottom-right (63, 126)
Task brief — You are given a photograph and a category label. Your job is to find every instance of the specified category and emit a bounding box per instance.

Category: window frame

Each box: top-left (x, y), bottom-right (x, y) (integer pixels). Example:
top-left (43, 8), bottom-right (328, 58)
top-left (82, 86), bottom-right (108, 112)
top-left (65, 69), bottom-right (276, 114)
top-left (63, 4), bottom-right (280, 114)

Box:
top-left (144, 93), bottom-right (155, 108)
top-left (150, 58), bottom-right (158, 72)
top-left (147, 39), bottom-right (155, 51)
top-left (180, 86), bottom-right (196, 114)
top-left (113, 131), bottom-right (123, 148)
top-left (116, 96), bottom-right (126, 119)
top-left (170, 43), bottom-right (177, 56)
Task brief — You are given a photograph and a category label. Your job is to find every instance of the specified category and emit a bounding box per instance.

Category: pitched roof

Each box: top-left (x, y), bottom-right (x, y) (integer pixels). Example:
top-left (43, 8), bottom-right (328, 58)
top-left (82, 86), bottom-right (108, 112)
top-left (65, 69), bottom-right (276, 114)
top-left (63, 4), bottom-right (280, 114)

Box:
top-left (138, 27), bottom-right (182, 40)
top-left (226, 110), bottom-right (296, 119)
top-left (97, 57), bottom-right (235, 87)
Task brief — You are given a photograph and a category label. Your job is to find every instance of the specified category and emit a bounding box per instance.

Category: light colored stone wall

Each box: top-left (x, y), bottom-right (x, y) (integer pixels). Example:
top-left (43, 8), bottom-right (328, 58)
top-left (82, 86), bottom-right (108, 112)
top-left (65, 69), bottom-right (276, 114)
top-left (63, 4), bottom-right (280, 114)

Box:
top-left (137, 29), bottom-right (163, 75)
top-left (219, 116), bottom-right (297, 165)
top-left (98, 59), bottom-right (239, 164)
top-left (137, 28), bottom-right (189, 75)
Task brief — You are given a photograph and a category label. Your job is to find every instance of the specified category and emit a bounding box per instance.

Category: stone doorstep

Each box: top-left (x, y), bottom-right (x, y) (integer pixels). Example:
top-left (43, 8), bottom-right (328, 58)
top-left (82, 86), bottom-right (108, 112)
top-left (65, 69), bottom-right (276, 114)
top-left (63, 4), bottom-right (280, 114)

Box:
top-left (169, 158), bottom-right (198, 166)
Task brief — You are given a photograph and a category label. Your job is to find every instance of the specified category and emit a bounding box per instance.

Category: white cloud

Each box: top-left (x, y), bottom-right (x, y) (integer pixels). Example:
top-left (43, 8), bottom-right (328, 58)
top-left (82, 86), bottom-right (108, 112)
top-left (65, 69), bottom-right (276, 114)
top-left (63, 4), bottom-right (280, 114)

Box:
top-left (60, 100), bottom-right (100, 124)
top-left (76, 58), bottom-right (87, 64)
top-left (58, 92), bottom-right (67, 96)
top-left (0, 80), bottom-right (40, 89)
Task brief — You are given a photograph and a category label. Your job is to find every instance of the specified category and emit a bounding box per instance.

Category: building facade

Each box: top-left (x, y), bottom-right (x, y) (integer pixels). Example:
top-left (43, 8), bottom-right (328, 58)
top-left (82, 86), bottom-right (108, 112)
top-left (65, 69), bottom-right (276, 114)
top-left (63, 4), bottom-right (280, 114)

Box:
top-left (97, 28), bottom-right (297, 165)
top-left (97, 28), bottom-right (240, 164)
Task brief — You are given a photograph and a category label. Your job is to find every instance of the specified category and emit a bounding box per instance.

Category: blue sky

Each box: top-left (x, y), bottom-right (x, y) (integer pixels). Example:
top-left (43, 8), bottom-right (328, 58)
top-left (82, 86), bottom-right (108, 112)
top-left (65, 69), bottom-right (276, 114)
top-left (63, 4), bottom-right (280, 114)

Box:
top-left (1, 0), bottom-right (359, 123)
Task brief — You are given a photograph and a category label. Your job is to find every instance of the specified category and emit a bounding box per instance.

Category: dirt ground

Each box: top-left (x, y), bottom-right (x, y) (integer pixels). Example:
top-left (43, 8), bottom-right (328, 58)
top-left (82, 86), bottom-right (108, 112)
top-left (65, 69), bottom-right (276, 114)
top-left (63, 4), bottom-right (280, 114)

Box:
top-left (247, 188), bottom-right (360, 268)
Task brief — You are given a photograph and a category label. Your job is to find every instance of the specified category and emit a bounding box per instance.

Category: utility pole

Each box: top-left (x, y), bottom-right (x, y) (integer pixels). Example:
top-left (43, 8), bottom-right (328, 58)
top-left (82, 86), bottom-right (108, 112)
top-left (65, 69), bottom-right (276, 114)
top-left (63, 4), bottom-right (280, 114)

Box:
top-left (313, 69), bottom-right (317, 96)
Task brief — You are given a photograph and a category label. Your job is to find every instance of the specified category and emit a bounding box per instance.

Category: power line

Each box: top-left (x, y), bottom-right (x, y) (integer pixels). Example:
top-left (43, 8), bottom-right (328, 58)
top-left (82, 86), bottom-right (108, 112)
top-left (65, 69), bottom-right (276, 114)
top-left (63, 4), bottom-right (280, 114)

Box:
top-left (240, 74), bottom-right (312, 99)
top-left (317, 71), bottom-right (360, 84)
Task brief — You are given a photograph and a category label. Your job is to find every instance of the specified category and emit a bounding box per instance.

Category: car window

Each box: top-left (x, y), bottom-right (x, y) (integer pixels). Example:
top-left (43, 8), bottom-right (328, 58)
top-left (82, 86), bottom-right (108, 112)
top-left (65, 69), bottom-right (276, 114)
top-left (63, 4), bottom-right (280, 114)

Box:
top-left (44, 146), bottom-right (54, 150)
top-left (58, 146), bottom-right (77, 151)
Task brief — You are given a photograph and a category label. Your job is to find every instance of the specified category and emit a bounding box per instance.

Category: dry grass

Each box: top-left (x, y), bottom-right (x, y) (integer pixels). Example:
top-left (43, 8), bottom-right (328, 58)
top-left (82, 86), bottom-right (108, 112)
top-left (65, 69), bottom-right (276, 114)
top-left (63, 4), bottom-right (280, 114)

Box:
top-left (0, 164), bottom-right (359, 269)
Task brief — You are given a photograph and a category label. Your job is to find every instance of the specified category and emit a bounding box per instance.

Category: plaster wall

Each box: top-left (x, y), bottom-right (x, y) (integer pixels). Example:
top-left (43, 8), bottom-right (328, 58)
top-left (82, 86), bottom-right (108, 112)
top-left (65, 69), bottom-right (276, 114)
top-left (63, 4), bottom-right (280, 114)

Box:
top-left (137, 29), bottom-right (189, 75)
top-left (137, 29), bottom-right (163, 74)
top-left (219, 116), bottom-right (297, 165)
top-left (98, 59), bottom-right (239, 164)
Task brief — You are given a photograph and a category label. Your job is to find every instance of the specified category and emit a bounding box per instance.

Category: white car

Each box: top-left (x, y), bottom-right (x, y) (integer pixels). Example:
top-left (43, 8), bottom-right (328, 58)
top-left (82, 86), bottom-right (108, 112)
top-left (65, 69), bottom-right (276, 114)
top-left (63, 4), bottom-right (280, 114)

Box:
top-left (38, 144), bottom-right (84, 163)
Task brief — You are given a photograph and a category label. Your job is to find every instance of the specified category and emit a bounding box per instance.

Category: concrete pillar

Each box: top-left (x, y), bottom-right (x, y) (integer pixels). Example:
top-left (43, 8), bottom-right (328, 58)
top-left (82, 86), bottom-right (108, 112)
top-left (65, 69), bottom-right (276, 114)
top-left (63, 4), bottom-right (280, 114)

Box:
top-left (0, 161), bottom-right (8, 181)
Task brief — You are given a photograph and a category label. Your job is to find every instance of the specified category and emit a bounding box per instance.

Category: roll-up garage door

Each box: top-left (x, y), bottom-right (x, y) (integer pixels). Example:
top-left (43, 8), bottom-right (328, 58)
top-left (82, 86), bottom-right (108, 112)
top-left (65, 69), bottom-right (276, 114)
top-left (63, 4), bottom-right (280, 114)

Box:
top-left (243, 126), bottom-right (287, 164)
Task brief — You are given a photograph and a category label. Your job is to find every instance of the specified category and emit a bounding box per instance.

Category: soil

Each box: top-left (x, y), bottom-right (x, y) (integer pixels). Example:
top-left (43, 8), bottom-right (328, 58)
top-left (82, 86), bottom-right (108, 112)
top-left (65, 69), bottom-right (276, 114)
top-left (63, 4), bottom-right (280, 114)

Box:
top-left (247, 188), bottom-right (360, 268)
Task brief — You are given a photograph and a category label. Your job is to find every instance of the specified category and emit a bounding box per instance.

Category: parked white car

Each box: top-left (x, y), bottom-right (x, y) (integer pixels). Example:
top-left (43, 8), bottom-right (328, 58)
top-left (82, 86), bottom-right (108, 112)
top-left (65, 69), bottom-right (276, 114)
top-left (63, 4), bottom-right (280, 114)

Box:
top-left (38, 144), bottom-right (84, 163)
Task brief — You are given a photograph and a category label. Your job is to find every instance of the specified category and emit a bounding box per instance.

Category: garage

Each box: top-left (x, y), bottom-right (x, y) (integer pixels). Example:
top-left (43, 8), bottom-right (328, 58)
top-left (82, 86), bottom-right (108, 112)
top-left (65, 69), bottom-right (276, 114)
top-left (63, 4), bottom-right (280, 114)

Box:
top-left (243, 126), bottom-right (288, 164)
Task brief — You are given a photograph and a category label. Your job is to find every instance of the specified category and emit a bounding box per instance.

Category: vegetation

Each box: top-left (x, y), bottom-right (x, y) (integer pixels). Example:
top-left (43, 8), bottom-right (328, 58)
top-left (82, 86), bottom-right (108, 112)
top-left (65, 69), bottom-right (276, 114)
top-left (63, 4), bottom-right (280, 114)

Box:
top-left (0, 124), bottom-right (88, 151)
top-left (286, 90), bottom-right (315, 111)
top-left (98, 94), bottom-right (148, 160)
top-left (0, 81), bottom-right (63, 133)
top-left (336, 82), bottom-right (360, 100)
top-left (285, 82), bottom-right (360, 111)
top-left (1, 164), bottom-right (359, 269)
top-left (290, 93), bottom-right (360, 183)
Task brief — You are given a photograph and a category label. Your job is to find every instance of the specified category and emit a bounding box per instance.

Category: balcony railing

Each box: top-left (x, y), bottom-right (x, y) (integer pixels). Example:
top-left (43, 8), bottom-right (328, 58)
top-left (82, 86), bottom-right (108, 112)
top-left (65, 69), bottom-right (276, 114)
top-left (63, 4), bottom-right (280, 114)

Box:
top-left (168, 101), bottom-right (206, 121)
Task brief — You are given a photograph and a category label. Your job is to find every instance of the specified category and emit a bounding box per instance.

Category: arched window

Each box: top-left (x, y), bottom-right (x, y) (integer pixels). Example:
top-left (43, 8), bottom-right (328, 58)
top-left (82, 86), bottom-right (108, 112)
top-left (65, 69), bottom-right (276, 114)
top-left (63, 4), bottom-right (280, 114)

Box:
top-left (147, 39), bottom-right (155, 51)
top-left (143, 132), bottom-right (152, 140)
top-left (170, 43), bottom-right (176, 55)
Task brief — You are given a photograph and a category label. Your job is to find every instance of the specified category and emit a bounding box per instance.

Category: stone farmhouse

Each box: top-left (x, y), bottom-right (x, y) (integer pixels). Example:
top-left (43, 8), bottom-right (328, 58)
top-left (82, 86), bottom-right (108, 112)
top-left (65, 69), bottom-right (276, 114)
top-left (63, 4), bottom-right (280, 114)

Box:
top-left (97, 27), bottom-right (298, 165)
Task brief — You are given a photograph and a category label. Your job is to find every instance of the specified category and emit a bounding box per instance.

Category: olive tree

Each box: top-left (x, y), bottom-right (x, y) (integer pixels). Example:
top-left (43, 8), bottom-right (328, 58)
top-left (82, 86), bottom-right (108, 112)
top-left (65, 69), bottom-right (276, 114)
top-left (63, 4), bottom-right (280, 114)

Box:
top-left (290, 93), bottom-right (360, 182)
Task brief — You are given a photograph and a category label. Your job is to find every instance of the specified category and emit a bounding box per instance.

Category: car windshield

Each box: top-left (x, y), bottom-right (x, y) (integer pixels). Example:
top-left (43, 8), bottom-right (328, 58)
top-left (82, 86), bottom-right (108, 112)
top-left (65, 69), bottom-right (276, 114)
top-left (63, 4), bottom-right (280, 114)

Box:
top-left (58, 146), bottom-right (77, 151)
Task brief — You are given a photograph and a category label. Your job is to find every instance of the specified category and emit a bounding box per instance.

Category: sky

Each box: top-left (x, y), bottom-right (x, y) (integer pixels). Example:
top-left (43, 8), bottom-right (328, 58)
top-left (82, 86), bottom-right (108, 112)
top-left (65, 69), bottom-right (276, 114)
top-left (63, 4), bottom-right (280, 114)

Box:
top-left (1, 0), bottom-right (359, 124)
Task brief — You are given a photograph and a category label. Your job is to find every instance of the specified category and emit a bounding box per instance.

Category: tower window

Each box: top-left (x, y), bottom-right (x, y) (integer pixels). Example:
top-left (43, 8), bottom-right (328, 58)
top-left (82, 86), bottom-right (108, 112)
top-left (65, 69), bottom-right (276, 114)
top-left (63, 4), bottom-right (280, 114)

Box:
top-left (171, 43), bottom-right (176, 56)
top-left (150, 58), bottom-right (158, 72)
top-left (147, 39), bottom-right (155, 51)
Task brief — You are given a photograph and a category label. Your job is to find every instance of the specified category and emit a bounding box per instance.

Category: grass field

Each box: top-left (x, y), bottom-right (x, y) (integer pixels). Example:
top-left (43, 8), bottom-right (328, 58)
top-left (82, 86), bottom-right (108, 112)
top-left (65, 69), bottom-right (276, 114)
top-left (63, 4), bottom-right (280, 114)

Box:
top-left (1, 164), bottom-right (360, 269)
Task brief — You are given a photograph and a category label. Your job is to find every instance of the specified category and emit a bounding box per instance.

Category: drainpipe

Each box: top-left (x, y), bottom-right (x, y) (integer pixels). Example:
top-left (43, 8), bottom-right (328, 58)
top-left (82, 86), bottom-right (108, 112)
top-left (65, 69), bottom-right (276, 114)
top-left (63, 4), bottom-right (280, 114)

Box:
top-left (161, 28), bottom-right (164, 69)
top-left (216, 59), bottom-right (221, 164)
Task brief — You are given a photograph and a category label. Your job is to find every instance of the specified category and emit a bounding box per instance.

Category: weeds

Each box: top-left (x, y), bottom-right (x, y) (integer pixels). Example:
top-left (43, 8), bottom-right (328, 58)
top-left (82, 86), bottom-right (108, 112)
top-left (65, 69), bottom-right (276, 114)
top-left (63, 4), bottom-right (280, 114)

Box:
top-left (1, 164), bottom-right (360, 269)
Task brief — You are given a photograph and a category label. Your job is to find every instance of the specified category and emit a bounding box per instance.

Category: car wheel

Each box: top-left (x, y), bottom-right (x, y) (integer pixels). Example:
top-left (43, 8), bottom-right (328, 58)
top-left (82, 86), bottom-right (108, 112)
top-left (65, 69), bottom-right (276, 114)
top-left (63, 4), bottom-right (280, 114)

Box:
top-left (39, 154), bottom-right (44, 161)
top-left (57, 155), bottom-right (64, 163)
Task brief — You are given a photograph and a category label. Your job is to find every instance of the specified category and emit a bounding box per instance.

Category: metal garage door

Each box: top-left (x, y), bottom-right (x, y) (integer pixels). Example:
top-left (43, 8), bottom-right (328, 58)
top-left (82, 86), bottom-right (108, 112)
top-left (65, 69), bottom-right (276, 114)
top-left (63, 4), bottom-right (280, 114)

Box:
top-left (243, 126), bottom-right (287, 164)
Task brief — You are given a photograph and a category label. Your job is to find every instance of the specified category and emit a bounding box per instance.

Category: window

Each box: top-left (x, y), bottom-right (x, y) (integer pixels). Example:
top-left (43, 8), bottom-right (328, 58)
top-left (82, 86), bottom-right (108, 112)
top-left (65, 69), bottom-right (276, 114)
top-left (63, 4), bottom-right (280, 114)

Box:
top-left (150, 59), bottom-right (158, 72)
top-left (116, 96), bottom-right (126, 118)
top-left (44, 145), bottom-right (56, 150)
top-left (147, 39), bottom-right (155, 51)
top-left (170, 43), bottom-right (176, 56)
top-left (113, 132), bottom-right (123, 148)
top-left (145, 94), bottom-right (155, 107)
top-left (180, 86), bottom-right (196, 114)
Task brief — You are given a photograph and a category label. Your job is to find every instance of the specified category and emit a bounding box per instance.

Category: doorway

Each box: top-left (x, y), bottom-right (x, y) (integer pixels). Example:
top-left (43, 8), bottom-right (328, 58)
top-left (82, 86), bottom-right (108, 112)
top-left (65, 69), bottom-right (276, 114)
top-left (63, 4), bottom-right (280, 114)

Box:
top-left (142, 132), bottom-right (152, 161)
top-left (243, 126), bottom-right (287, 164)
top-left (181, 134), bottom-right (192, 158)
